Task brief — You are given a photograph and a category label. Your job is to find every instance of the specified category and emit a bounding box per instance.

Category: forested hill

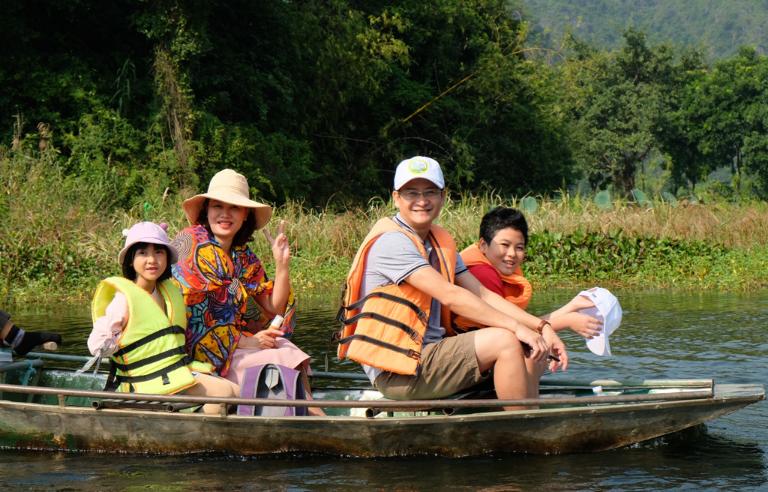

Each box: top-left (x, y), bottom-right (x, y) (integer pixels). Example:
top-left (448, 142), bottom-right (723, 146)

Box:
top-left (3, 1), bottom-right (768, 213)
top-left (522, 0), bottom-right (768, 59)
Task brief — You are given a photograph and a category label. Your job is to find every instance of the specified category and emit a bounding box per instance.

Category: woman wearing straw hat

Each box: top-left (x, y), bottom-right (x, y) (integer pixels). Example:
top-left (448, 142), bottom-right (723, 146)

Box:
top-left (171, 169), bottom-right (320, 413)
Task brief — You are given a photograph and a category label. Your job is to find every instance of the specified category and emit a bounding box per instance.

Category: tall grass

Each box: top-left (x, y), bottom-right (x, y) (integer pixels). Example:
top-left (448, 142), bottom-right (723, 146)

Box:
top-left (0, 151), bottom-right (112, 300)
top-left (1, 155), bottom-right (767, 304)
top-left (445, 191), bottom-right (768, 249)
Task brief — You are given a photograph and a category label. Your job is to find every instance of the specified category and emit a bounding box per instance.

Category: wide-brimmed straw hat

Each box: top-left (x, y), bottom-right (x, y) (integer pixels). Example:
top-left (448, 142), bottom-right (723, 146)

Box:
top-left (118, 222), bottom-right (178, 265)
top-left (182, 169), bottom-right (272, 229)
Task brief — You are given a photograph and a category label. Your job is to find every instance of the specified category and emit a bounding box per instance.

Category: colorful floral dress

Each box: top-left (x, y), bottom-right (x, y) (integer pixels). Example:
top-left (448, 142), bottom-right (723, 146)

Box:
top-left (171, 225), bottom-right (302, 378)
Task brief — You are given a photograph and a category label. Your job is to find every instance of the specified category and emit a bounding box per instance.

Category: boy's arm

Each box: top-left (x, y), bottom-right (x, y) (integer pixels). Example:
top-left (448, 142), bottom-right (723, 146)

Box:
top-left (544, 312), bottom-right (602, 339)
top-left (546, 293), bottom-right (596, 319)
top-left (542, 294), bottom-right (601, 338)
top-left (405, 267), bottom-right (550, 361)
top-left (456, 271), bottom-right (543, 330)
top-left (456, 272), bottom-right (569, 370)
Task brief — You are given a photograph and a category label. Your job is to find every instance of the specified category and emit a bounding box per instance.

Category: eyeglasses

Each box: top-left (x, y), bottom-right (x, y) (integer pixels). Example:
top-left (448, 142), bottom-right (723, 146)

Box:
top-left (397, 189), bottom-right (443, 201)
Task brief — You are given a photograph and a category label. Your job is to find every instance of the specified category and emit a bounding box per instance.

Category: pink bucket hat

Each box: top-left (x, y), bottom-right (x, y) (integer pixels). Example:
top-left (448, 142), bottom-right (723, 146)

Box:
top-left (182, 169), bottom-right (273, 230)
top-left (118, 222), bottom-right (178, 265)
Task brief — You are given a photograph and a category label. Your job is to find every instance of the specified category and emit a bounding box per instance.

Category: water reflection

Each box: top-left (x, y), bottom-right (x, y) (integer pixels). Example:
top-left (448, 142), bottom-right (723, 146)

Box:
top-left (1, 289), bottom-right (766, 490)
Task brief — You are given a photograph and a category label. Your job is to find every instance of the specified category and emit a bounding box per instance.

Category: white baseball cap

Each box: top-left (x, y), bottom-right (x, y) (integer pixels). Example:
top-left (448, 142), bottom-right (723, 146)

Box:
top-left (577, 287), bottom-right (622, 356)
top-left (394, 156), bottom-right (445, 190)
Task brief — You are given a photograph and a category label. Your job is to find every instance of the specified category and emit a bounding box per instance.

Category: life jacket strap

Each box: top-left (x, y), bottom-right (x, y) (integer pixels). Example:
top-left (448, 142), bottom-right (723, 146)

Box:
top-left (338, 291), bottom-right (428, 325)
top-left (337, 333), bottom-right (421, 360)
top-left (111, 347), bottom-right (187, 372)
top-left (114, 357), bottom-right (191, 387)
top-left (104, 361), bottom-right (119, 392)
top-left (340, 311), bottom-right (423, 344)
top-left (113, 325), bottom-right (185, 357)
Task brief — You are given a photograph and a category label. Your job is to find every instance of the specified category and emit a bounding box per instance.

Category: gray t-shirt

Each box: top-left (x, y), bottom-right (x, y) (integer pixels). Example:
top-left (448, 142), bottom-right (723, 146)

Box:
top-left (361, 215), bottom-right (467, 383)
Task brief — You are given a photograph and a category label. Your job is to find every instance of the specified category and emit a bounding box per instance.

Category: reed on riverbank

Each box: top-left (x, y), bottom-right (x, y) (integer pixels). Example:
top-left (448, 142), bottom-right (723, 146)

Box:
top-left (1, 157), bottom-right (767, 303)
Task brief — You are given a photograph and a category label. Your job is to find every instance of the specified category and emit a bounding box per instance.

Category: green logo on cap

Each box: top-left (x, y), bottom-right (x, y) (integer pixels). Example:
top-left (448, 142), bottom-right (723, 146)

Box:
top-left (408, 159), bottom-right (429, 174)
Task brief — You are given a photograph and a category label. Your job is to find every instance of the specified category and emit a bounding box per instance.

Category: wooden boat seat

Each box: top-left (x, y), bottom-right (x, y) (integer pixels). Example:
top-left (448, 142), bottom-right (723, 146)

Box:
top-left (364, 388), bottom-right (497, 418)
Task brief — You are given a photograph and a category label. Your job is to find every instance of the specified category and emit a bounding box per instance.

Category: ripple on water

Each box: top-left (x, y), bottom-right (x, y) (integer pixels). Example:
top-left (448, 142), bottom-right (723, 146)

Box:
top-left (1, 289), bottom-right (766, 490)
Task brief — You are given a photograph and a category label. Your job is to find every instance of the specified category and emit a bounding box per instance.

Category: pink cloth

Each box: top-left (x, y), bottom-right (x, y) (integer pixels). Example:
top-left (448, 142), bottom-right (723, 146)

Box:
top-left (88, 293), bottom-right (128, 356)
top-left (224, 338), bottom-right (310, 386)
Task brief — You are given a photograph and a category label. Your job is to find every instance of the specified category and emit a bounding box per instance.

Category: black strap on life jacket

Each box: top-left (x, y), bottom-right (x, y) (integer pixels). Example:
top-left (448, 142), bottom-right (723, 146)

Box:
top-left (336, 333), bottom-right (421, 360)
top-left (338, 311), bottom-right (423, 344)
top-left (113, 356), bottom-right (192, 390)
top-left (111, 347), bottom-right (187, 372)
top-left (338, 291), bottom-right (428, 325)
top-left (335, 291), bottom-right (428, 344)
top-left (104, 361), bottom-right (119, 392)
top-left (112, 325), bottom-right (185, 357)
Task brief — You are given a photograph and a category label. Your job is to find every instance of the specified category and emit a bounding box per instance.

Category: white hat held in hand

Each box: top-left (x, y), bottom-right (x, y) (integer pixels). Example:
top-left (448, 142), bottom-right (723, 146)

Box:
top-left (577, 287), bottom-right (623, 356)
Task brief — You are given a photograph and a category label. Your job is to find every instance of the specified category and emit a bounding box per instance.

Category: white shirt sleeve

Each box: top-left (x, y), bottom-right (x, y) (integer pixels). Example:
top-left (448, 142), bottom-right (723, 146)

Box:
top-left (87, 292), bottom-right (128, 356)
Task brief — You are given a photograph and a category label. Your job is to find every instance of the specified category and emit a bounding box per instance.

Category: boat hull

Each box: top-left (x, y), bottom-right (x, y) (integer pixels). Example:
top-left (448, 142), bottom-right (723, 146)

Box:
top-left (0, 384), bottom-right (761, 456)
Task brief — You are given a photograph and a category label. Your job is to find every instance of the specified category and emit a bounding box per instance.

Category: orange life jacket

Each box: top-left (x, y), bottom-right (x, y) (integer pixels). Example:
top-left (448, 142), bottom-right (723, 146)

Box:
top-left (451, 242), bottom-right (533, 333)
top-left (336, 218), bottom-right (457, 375)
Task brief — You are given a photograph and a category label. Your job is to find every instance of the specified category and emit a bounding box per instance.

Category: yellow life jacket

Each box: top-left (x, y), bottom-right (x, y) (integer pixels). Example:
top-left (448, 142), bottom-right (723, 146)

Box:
top-left (91, 277), bottom-right (211, 394)
top-left (451, 242), bottom-right (533, 333)
top-left (336, 218), bottom-right (456, 375)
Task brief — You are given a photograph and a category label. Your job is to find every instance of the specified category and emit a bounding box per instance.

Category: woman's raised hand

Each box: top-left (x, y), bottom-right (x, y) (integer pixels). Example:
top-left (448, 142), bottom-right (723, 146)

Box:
top-left (263, 220), bottom-right (290, 266)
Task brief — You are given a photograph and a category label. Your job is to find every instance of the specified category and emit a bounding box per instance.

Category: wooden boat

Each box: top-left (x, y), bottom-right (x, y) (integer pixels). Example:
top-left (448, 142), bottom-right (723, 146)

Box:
top-left (0, 352), bottom-right (763, 457)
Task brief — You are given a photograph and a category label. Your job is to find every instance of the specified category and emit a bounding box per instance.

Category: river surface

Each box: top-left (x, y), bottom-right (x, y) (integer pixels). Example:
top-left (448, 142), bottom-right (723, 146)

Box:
top-left (0, 289), bottom-right (765, 491)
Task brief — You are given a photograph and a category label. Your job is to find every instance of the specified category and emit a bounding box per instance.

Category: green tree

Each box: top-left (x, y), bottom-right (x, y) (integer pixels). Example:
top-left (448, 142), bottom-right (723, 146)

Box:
top-left (654, 50), bottom-right (710, 191)
top-left (691, 47), bottom-right (768, 195)
top-left (563, 29), bottom-right (671, 194)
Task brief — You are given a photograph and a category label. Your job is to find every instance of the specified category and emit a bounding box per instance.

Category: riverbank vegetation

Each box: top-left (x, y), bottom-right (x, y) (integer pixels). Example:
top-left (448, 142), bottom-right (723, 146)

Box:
top-left (2, 155), bottom-right (766, 303)
top-left (1, 1), bottom-right (767, 302)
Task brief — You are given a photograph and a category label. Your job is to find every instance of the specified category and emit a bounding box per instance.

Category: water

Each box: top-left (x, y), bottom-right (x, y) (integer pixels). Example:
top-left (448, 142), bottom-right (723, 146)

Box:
top-left (0, 289), bottom-right (766, 491)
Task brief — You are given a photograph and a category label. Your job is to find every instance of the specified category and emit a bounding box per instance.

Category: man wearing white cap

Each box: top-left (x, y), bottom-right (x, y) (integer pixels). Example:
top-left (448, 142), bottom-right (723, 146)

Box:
top-left (337, 156), bottom-right (568, 408)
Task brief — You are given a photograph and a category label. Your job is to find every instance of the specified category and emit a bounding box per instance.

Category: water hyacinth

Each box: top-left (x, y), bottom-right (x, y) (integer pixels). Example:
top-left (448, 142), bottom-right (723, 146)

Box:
top-left (1, 158), bottom-right (767, 303)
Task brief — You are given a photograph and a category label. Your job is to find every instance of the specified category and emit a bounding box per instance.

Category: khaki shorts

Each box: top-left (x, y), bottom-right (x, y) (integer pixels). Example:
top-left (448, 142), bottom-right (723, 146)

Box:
top-left (374, 332), bottom-right (486, 400)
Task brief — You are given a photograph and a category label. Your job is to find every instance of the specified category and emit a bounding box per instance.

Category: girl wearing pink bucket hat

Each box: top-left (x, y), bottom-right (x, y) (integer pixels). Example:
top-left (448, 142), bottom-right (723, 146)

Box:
top-left (86, 221), bottom-right (239, 414)
top-left (171, 169), bottom-right (322, 415)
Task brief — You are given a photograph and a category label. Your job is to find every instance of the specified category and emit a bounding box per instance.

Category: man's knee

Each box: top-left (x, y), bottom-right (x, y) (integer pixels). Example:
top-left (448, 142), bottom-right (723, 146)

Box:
top-left (496, 338), bottom-right (524, 363)
top-left (475, 328), bottom-right (523, 365)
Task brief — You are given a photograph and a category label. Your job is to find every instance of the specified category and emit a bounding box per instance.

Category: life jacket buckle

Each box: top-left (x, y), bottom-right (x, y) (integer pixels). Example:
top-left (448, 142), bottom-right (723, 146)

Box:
top-left (407, 349), bottom-right (420, 360)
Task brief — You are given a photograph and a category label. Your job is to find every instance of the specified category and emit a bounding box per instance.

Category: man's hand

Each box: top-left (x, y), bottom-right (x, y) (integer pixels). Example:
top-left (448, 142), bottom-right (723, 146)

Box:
top-left (542, 326), bottom-right (568, 372)
top-left (515, 327), bottom-right (549, 362)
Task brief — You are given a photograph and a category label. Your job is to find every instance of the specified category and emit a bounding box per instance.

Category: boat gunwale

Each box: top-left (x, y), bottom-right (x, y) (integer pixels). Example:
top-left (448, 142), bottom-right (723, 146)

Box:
top-left (0, 381), bottom-right (722, 409)
top-left (0, 385), bottom-right (761, 424)
top-left (0, 382), bottom-right (762, 419)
